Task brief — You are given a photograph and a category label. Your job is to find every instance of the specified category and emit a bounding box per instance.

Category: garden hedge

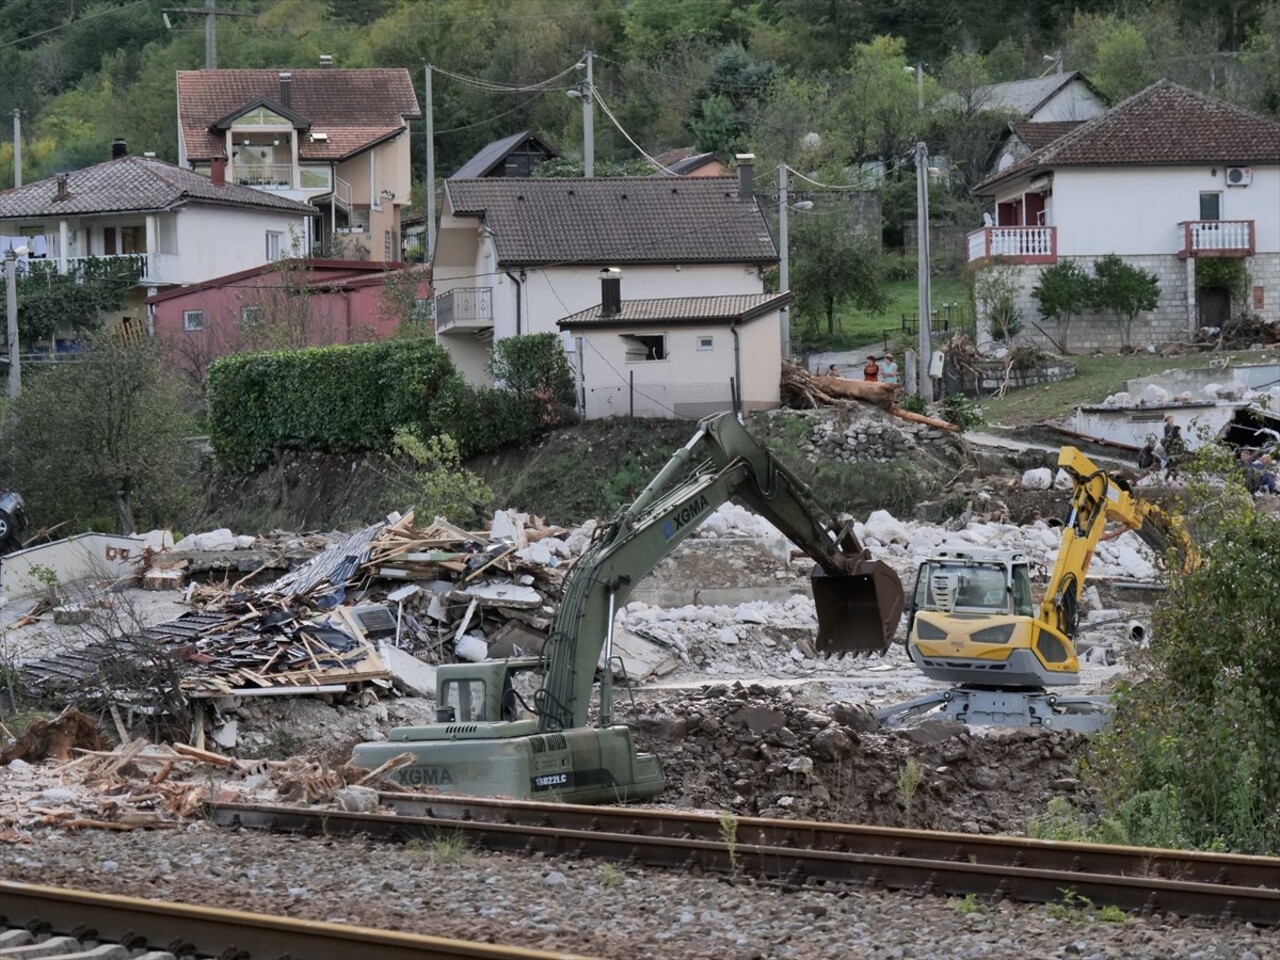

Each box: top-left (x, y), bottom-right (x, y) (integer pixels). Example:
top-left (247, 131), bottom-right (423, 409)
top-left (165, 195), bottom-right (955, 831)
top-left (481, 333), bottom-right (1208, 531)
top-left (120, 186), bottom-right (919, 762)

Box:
top-left (207, 339), bottom-right (458, 470)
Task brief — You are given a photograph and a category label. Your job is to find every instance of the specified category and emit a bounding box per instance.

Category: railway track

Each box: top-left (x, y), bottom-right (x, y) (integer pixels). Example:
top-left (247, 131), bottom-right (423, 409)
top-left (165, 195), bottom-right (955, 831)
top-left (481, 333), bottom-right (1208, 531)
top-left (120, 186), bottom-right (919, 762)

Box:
top-left (208, 794), bottom-right (1280, 927)
top-left (0, 881), bottom-right (596, 960)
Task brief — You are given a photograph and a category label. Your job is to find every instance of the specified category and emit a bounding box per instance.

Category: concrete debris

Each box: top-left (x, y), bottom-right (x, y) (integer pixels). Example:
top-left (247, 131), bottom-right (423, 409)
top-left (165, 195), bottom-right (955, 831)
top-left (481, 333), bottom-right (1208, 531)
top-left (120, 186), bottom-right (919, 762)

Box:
top-left (172, 529), bottom-right (256, 552)
top-left (1021, 467), bottom-right (1053, 490)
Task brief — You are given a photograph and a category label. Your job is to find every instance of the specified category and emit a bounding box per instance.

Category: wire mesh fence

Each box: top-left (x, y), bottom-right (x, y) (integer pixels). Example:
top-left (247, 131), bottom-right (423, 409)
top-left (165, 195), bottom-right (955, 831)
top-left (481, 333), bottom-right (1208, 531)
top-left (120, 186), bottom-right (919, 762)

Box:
top-left (580, 378), bottom-right (737, 420)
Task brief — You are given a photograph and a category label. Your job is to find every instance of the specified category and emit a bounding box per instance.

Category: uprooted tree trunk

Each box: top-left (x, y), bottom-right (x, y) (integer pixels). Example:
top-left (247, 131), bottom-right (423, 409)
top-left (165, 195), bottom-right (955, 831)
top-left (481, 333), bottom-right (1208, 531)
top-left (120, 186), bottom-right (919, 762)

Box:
top-left (780, 362), bottom-right (960, 432)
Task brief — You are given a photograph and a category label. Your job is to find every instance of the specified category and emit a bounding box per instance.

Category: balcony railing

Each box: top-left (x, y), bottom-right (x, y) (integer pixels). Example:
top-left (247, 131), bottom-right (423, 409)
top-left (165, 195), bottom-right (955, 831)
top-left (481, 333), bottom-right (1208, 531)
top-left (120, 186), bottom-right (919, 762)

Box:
top-left (1180, 220), bottom-right (1255, 258)
top-left (233, 163), bottom-right (294, 188)
top-left (967, 226), bottom-right (1057, 265)
top-left (435, 286), bottom-right (494, 334)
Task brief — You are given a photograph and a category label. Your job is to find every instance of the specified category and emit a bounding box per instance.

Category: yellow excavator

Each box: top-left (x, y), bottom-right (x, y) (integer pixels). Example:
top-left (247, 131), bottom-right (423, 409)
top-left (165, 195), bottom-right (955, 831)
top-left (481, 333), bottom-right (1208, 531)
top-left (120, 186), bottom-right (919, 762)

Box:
top-left (884, 446), bottom-right (1195, 732)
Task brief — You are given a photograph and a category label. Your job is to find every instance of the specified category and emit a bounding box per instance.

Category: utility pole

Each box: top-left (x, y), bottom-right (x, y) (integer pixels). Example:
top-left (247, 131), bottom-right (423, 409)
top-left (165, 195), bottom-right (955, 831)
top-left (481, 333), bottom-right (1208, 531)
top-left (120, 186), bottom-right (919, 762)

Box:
top-left (914, 141), bottom-right (933, 400)
top-left (5, 250), bottom-right (21, 401)
top-left (425, 63), bottom-right (435, 261)
top-left (204, 0), bottom-right (217, 70)
top-left (11, 110), bottom-right (20, 188)
top-left (583, 51), bottom-right (594, 177)
top-left (162, 2), bottom-right (253, 70)
top-left (778, 162), bottom-right (790, 361)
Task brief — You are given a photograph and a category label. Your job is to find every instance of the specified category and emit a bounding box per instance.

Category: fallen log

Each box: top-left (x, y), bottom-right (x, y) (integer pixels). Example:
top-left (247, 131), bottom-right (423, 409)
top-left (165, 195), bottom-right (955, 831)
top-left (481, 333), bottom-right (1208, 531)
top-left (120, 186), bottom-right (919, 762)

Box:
top-left (887, 406), bottom-right (961, 432)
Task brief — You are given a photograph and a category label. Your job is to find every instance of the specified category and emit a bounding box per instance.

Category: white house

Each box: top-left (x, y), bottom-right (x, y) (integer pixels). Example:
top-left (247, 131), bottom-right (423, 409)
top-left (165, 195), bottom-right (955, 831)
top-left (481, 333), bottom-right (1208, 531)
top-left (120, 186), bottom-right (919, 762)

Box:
top-left (968, 71), bottom-right (1107, 123)
top-left (968, 81), bottom-right (1280, 351)
top-left (0, 148), bottom-right (317, 344)
top-left (558, 269), bottom-right (787, 419)
top-left (431, 168), bottom-right (779, 385)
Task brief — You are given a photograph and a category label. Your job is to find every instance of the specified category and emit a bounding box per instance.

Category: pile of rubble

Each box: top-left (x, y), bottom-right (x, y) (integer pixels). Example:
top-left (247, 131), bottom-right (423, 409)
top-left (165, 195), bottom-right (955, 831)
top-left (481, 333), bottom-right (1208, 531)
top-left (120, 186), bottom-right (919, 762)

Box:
top-left (0, 709), bottom-right (419, 842)
top-left (630, 684), bottom-right (1094, 833)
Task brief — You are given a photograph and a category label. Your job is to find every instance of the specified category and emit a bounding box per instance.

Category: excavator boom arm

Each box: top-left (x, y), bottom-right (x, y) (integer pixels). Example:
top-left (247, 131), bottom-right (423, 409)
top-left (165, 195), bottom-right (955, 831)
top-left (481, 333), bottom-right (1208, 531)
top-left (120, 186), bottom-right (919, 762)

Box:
top-left (538, 413), bottom-right (904, 732)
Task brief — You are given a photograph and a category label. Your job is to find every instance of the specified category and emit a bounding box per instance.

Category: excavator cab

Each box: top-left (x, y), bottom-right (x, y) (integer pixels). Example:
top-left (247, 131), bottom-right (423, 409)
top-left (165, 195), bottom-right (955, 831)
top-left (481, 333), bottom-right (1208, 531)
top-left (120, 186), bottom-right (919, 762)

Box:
top-left (811, 559), bottom-right (905, 656)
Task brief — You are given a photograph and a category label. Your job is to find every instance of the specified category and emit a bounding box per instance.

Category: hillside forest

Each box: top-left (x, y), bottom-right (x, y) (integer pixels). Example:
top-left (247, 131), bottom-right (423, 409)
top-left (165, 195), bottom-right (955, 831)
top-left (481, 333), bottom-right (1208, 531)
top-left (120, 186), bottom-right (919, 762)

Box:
top-left (1, 0), bottom-right (1278, 195)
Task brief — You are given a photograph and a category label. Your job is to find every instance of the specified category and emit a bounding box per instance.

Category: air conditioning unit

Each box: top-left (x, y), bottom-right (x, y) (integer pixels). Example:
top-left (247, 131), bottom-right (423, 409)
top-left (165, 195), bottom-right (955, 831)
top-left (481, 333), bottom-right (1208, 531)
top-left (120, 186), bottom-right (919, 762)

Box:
top-left (1226, 166), bottom-right (1252, 187)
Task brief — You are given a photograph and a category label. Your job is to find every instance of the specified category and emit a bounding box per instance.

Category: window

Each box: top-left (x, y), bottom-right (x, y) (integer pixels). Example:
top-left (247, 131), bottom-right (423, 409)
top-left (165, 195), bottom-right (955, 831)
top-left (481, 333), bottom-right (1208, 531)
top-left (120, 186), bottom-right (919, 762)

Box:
top-left (1199, 192), bottom-right (1221, 221)
top-left (696, 335), bottom-right (714, 351)
top-left (157, 216), bottom-right (178, 255)
top-left (119, 225), bottom-right (145, 254)
top-left (622, 333), bottom-right (667, 362)
top-left (234, 107), bottom-right (290, 126)
top-left (182, 310), bottom-right (204, 332)
top-left (240, 305), bottom-right (263, 329)
top-left (440, 679), bottom-right (487, 722)
top-left (299, 167), bottom-right (331, 189)
top-left (265, 231), bottom-right (284, 260)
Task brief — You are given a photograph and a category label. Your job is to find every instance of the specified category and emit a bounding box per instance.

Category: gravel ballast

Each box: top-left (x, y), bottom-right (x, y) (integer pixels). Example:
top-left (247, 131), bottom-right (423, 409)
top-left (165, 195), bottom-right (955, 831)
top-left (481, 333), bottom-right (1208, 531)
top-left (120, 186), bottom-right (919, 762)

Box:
top-left (4, 825), bottom-right (1275, 960)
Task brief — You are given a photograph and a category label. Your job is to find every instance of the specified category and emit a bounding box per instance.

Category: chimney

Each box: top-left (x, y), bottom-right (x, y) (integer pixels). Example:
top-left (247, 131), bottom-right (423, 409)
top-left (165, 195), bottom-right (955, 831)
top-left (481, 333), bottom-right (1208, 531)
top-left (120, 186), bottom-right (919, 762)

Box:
top-left (210, 157), bottom-right (227, 186)
top-left (600, 268), bottom-right (622, 317)
top-left (112, 137), bottom-right (128, 160)
top-left (736, 153), bottom-right (754, 202)
top-left (278, 71), bottom-right (292, 109)
top-left (55, 174), bottom-right (69, 202)
top-left (319, 54), bottom-right (333, 68)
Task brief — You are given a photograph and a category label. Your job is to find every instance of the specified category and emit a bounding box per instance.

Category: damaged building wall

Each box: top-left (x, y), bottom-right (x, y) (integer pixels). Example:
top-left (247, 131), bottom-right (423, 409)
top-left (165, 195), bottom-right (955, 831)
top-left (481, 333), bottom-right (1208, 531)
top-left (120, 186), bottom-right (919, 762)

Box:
top-left (1, 532), bottom-right (172, 601)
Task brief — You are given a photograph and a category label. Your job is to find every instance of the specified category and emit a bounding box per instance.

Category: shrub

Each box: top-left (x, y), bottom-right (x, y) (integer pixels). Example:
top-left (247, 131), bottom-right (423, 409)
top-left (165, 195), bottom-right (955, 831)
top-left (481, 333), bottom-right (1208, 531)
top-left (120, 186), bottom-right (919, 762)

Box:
top-left (208, 339), bottom-right (456, 470)
top-left (1091, 254), bottom-right (1159, 350)
top-left (1031, 260), bottom-right (1093, 353)
top-left (488, 332), bottom-right (577, 428)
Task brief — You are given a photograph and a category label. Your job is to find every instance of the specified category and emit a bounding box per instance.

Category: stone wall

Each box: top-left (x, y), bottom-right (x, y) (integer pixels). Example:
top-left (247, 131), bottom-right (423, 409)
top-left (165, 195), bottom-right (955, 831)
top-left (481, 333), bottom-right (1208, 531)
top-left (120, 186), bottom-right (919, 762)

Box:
top-left (966, 358), bottom-right (1077, 394)
top-left (978, 252), bottom-right (1280, 352)
top-left (799, 406), bottom-right (964, 464)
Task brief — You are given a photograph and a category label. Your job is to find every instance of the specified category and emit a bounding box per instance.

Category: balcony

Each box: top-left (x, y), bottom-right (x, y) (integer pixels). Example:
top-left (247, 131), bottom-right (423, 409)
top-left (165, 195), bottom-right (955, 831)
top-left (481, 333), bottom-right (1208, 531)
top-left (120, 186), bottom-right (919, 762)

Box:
top-left (435, 286), bottom-right (494, 334)
top-left (233, 163), bottom-right (294, 188)
top-left (967, 226), bottom-right (1057, 265)
top-left (1180, 220), bottom-right (1255, 259)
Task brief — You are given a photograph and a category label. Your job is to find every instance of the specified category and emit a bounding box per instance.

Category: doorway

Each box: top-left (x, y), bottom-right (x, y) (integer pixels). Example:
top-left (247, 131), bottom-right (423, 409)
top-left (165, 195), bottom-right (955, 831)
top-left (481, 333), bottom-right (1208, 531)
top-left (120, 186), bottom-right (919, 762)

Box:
top-left (1197, 286), bottom-right (1230, 327)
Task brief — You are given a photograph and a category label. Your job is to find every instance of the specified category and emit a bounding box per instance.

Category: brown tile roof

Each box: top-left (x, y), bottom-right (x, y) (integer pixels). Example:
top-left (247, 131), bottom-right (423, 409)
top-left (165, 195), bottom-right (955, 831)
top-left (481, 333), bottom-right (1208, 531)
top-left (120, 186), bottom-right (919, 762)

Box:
top-left (178, 69), bottom-right (419, 162)
top-left (445, 177), bottom-right (778, 266)
top-left (0, 156), bottom-right (318, 219)
top-left (558, 292), bottom-right (789, 327)
top-left (1009, 121), bottom-right (1084, 150)
top-left (978, 80), bottom-right (1280, 193)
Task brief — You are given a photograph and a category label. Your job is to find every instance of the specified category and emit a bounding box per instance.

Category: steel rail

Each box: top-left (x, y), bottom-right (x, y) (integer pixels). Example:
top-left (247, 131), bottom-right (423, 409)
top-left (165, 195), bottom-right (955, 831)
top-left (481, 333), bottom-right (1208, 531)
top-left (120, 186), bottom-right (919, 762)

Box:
top-left (370, 790), bottom-right (1279, 890)
top-left (209, 801), bottom-right (1280, 927)
top-left (0, 880), bottom-right (597, 960)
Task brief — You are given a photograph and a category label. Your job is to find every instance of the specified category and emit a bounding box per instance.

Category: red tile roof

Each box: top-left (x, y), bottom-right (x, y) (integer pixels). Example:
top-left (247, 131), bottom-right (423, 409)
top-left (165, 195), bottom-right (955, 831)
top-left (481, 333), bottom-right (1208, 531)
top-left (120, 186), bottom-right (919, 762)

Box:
top-left (178, 69), bottom-right (419, 162)
top-left (978, 81), bottom-right (1280, 193)
top-left (1009, 121), bottom-right (1084, 150)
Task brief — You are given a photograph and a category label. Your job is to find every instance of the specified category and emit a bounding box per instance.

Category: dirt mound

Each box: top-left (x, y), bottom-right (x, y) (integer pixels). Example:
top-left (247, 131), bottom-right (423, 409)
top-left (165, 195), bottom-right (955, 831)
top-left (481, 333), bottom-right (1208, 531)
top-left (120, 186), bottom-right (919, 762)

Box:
top-left (631, 683), bottom-right (1095, 834)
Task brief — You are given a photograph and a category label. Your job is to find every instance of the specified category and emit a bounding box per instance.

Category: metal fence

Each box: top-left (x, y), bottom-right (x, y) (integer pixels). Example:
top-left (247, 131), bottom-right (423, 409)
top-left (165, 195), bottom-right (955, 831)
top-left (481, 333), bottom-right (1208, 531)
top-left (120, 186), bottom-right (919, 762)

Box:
top-left (580, 378), bottom-right (737, 420)
top-left (888, 302), bottom-right (977, 350)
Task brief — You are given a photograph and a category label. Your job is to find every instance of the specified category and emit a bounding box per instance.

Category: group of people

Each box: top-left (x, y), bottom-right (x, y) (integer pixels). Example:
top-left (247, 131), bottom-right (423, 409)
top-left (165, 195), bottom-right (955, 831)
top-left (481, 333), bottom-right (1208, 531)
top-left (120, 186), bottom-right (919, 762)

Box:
top-left (1238, 448), bottom-right (1279, 494)
top-left (1137, 415), bottom-right (1187, 478)
top-left (826, 353), bottom-right (899, 385)
top-left (1136, 414), bottom-right (1278, 494)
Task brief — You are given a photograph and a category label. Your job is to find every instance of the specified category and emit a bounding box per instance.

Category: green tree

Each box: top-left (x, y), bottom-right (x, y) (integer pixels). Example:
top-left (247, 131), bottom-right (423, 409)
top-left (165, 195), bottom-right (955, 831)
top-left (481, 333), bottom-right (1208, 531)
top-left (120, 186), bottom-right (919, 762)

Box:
top-left (1094, 468), bottom-right (1280, 853)
top-left (972, 263), bottom-right (1023, 346)
top-left (387, 430), bottom-right (492, 528)
top-left (7, 336), bottom-right (198, 534)
top-left (488, 332), bottom-right (577, 427)
top-left (0, 256), bottom-right (143, 345)
top-left (1091, 253), bottom-right (1159, 349)
top-left (834, 36), bottom-right (925, 164)
top-left (1031, 260), bottom-right (1095, 354)
top-left (790, 211), bottom-right (888, 337)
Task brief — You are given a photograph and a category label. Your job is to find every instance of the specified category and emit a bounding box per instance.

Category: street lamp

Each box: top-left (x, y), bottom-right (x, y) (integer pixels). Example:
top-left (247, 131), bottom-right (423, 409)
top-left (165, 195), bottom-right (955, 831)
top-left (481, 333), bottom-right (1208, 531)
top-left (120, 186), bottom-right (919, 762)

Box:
top-left (3, 244), bottom-right (27, 400)
top-left (904, 63), bottom-right (924, 111)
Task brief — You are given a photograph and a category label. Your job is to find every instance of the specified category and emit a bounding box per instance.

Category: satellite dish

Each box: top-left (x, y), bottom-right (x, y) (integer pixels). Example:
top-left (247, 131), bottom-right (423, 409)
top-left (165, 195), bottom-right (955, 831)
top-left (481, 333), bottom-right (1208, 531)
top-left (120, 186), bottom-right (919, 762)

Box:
top-left (983, 212), bottom-right (994, 227)
top-left (997, 153), bottom-right (1014, 171)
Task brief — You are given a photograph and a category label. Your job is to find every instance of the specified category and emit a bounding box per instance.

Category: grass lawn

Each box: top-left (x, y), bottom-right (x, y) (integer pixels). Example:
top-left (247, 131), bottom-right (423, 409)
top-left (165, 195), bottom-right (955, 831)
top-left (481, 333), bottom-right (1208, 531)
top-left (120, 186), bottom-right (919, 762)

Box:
top-left (796, 274), bottom-right (971, 352)
top-left (981, 350), bottom-right (1263, 426)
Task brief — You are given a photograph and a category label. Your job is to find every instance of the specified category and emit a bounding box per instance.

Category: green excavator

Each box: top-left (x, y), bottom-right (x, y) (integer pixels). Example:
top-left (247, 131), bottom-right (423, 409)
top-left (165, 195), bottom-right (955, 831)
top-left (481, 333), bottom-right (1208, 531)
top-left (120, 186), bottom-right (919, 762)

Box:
top-left (351, 412), bottom-right (904, 802)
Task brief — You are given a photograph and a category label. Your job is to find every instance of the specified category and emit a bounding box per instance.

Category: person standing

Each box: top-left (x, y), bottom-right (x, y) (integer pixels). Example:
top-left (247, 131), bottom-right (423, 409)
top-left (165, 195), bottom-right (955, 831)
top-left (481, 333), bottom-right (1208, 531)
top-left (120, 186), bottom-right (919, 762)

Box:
top-left (879, 352), bottom-right (899, 385)
top-left (863, 354), bottom-right (880, 383)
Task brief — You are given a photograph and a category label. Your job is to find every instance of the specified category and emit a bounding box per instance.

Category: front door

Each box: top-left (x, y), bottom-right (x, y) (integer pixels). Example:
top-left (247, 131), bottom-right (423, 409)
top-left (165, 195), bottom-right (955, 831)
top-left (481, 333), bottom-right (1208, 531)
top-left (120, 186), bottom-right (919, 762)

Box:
top-left (1198, 286), bottom-right (1230, 327)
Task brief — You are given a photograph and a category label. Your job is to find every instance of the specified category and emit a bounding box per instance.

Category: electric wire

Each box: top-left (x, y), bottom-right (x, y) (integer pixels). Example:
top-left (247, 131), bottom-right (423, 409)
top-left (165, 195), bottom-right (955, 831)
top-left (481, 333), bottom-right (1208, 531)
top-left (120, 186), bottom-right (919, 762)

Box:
top-left (589, 85), bottom-right (680, 175)
top-left (429, 62), bottom-right (580, 94)
top-left (0, 0), bottom-right (156, 50)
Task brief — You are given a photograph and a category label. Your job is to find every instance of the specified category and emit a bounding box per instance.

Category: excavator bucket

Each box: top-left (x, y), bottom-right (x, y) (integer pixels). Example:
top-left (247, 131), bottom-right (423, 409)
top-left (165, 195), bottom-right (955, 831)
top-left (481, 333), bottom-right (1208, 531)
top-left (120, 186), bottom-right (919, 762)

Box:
top-left (811, 560), bottom-right (905, 656)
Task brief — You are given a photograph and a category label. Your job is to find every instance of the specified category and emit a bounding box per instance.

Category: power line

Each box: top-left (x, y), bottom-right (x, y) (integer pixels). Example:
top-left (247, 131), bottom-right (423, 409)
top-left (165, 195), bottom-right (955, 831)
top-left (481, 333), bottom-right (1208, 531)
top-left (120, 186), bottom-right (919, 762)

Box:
top-left (590, 86), bottom-right (677, 174)
top-left (432, 92), bottom-right (551, 135)
top-left (431, 62), bottom-right (580, 94)
top-left (0, 0), bottom-right (156, 50)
